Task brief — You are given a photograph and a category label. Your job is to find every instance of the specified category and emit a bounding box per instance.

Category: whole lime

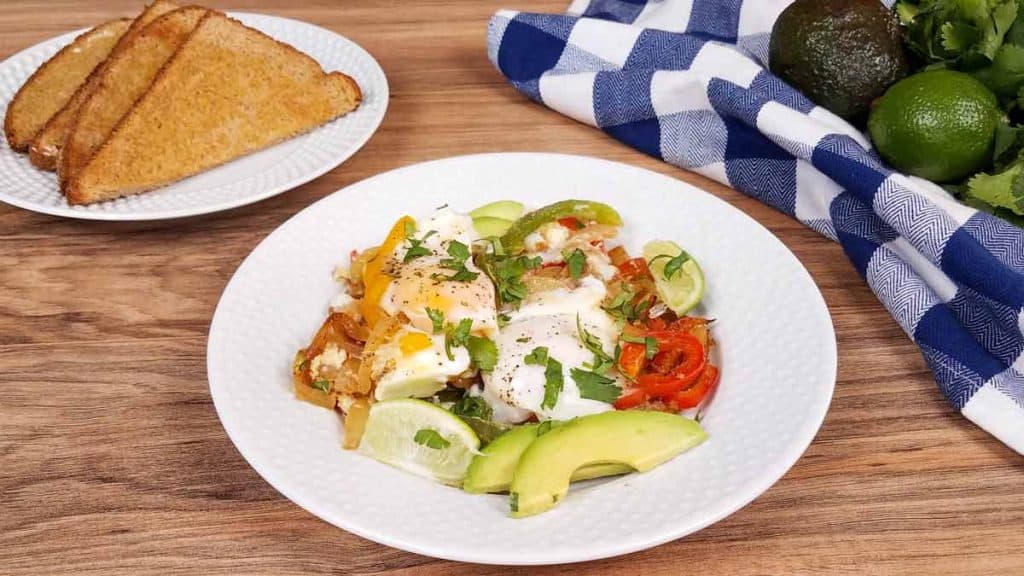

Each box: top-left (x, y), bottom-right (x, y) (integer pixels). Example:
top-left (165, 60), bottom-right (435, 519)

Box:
top-left (868, 70), bottom-right (1001, 182)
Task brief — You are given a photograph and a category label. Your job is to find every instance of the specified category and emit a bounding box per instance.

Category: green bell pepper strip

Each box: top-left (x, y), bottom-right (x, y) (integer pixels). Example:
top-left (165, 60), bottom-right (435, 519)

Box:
top-left (500, 200), bottom-right (622, 253)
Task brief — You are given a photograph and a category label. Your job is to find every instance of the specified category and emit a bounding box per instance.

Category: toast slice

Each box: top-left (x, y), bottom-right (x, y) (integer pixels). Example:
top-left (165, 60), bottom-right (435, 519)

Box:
top-left (60, 6), bottom-right (209, 189)
top-left (28, 0), bottom-right (179, 170)
top-left (4, 19), bottom-right (130, 151)
top-left (66, 13), bottom-right (362, 205)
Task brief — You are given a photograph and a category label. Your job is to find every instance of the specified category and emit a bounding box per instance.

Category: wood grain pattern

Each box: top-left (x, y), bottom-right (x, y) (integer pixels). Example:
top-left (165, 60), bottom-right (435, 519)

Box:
top-left (1, 1), bottom-right (1021, 574)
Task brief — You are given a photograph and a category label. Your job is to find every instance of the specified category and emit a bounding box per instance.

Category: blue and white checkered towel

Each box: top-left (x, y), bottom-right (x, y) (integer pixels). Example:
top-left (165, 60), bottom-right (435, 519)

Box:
top-left (487, 0), bottom-right (1024, 453)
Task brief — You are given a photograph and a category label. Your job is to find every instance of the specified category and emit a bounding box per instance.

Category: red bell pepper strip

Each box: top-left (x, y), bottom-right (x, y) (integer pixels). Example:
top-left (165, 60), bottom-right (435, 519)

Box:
top-left (673, 364), bottom-right (719, 408)
top-left (616, 257), bottom-right (650, 279)
top-left (617, 342), bottom-right (646, 380)
top-left (557, 216), bottom-right (584, 230)
top-left (636, 331), bottom-right (706, 399)
top-left (613, 386), bottom-right (647, 410)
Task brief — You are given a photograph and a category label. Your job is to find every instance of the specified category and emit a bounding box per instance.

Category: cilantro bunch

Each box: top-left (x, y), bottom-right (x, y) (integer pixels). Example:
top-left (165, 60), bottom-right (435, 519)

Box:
top-left (895, 0), bottom-right (1024, 220)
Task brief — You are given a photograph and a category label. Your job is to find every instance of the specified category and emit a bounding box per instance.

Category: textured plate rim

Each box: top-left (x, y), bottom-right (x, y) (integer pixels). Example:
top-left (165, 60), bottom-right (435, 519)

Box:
top-left (207, 153), bottom-right (838, 565)
top-left (0, 12), bottom-right (388, 222)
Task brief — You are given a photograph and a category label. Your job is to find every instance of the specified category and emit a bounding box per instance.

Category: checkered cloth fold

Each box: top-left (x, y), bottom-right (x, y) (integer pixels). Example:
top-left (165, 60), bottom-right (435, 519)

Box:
top-left (487, 0), bottom-right (1024, 453)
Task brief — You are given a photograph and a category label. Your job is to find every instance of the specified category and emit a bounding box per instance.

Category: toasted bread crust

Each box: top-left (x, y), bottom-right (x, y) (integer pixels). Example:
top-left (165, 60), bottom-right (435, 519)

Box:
top-left (4, 19), bottom-right (131, 152)
top-left (27, 0), bottom-right (179, 170)
top-left (59, 6), bottom-right (209, 190)
top-left (67, 13), bottom-right (362, 205)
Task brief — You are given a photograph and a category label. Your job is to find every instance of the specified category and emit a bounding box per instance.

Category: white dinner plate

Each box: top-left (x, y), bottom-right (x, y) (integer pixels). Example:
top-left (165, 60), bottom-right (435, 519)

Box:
top-left (0, 12), bottom-right (387, 221)
top-left (207, 153), bottom-right (837, 565)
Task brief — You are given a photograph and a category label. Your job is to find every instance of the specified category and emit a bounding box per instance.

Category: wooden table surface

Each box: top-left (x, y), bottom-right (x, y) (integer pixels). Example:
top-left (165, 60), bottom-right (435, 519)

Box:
top-left (2, 1), bottom-right (1022, 574)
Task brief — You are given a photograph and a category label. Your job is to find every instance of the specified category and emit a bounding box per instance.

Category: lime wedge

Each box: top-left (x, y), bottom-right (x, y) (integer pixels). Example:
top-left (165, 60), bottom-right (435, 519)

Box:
top-left (358, 399), bottom-right (480, 485)
top-left (643, 240), bottom-right (705, 315)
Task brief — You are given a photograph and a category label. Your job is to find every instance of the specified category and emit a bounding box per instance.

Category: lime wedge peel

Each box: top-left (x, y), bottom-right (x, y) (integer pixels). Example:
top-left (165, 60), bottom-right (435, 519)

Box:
top-left (358, 398), bottom-right (480, 485)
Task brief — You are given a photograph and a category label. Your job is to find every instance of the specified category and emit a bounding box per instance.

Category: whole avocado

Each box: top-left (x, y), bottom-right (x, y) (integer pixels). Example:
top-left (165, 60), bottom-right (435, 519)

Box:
top-left (769, 0), bottom-right (909, 123)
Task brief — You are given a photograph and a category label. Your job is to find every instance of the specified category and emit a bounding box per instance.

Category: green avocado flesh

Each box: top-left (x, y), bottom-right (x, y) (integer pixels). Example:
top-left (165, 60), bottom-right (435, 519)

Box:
top-left (471, 216), bottom-right (514, 238)
top-left (508, 411), bottom-right (706, 518)
top-left (469, 200), bottom-right (524, 221)
top-left (463, 423), bottom-right (632, 494)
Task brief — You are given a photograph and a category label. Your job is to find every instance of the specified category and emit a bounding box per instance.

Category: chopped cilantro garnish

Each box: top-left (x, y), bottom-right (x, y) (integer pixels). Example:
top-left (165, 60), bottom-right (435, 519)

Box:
top-left (425, 307), bottom-right (445, 334)
top-left (310, 378), bottom-right (331, 392)
top-left (516, 336), bottom-right (531, 343)
top-left (524, 346), bottom-right (549, 366)
top-left (576, 316), bottom-right (614, 374)
top-left (446, 240), bottom-right (471, 262)
top-left (541, 357), bottom-right (564, 410)
top-left (603, 283), bottom-right (650, 324)
top-left (510, 492), bottom-right (519, 513)
top-left (402, 229), bottom-right (436, 263)
top-left (476, 253), bottom-right (542, 307)
top-left (446, 268), bottom-right (480, 282)
top-left (565, 248), bottom-right (586, 279)
top-left (497, 313), bottom-right (511, 328)
top-left (451, 395), bottom-right (492, 421)
top-left (467, 335), bottom-right (498, 371)
top-left (537, 420), bottom-right (554, 436)
top-left (621, 334), bottom-right (659, 360)
top-left (571, 368), bottom-right (621, 403)
top-left (432, 240), bottom-right (479, 282)
top-left (443, 318), bottom-right (473, 361)
top-left (649, 250), bottom-right (691, 281)
top-left (413, 429), bottom-right (451, 449)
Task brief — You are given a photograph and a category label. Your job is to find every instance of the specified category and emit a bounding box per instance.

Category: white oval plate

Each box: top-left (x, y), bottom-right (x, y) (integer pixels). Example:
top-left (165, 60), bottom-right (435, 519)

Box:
top-left (0, 13), bottom-right (387, 221)
top-left (207, 153), bottom-right (837, 565)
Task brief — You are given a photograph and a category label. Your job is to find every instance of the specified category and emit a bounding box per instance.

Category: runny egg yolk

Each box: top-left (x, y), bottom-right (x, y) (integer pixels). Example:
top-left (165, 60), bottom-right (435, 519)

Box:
top-left (398, 331), bottom-right (433, 356)
top-left (360, 215), bottom-right (415, 327)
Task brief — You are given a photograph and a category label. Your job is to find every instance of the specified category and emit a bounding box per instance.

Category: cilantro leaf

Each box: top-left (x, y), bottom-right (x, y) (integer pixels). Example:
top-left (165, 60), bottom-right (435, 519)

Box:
top-left (413, 429), bottom-right (451, 449)
top-left (451, 395), bottom-right (492, 421)
top-left (310, 378), bottom-right (331, 392)
top-left (402, 229), bottom-right (436, 263)
top-left (967, 160), bottom-right (1024, 215)
top-left (972, 43), bottom-right (1024, 97)
top-left (467, 335), bottom-right (498, 371)
top-left (510, 492), bottom-right (519, 513)
top-left (621, 334), bottom-right (660, 360)
top-left (476, 252), bottom-right (542, 307)
top-left (897, 0), bottom-right (1019, 64)
top-left (447, 268), bottom-right (480, 282)
top-left (541, 357), bottom-right (564, 410)
top-left (576, 315), bottom-right (614, 374)
top-left (565, 248), bottom-right (586, 279)
top-left (570, 368), bottom-right (621, 403)
top-left (536, 420), bottom-right (554, 436)
top-left (446, 240), bottom-right (471, 262)
top-left (649, 250), bottom-right (691, 281)
top-left (425, 307), bottom-right (445, 334)
top-left (524, 346), bottom-right (549, 366)
top-left (443, 318), bottom-right (473, 360)
top-left (432, 240), bottom-right (479, 282)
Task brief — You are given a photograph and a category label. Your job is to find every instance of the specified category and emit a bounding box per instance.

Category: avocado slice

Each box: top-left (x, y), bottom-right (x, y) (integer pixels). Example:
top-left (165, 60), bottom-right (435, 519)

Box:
top-left (469, 200), bottom-right (524, 221)
top-left (463, 423), bottom-right (632, 494)
top-left (508, 411), bottom-right (706, 518)
top-left (471, 216), bottom-right (514, 238)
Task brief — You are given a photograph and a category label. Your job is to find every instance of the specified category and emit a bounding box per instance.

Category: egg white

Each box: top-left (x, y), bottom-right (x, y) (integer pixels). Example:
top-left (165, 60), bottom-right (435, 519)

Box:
top-left (483, 277), bottom-right (621, 422)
